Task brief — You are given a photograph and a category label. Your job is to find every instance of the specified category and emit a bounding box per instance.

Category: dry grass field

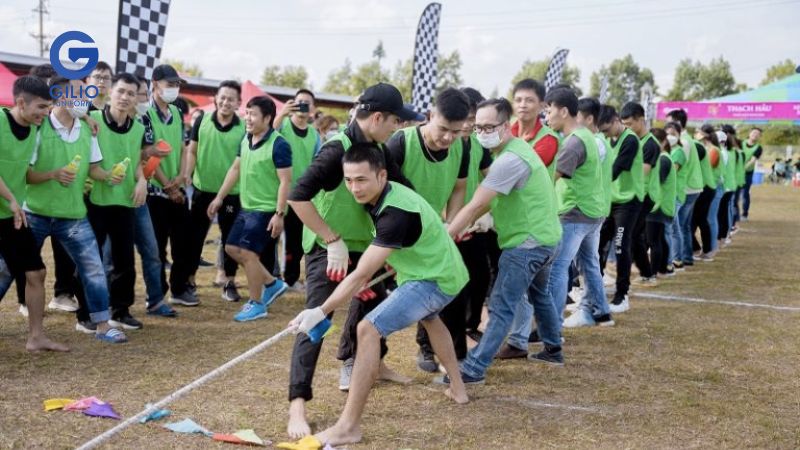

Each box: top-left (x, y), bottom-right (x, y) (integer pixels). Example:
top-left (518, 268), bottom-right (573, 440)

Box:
top-left (1, 184), bottom-right (799, 449)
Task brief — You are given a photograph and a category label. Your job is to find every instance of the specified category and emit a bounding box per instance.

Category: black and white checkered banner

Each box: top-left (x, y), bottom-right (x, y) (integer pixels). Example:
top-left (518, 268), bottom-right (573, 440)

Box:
top-left (115, 0), bottom-right (171, 80)
top-left (599, 75), bottom-right (610, 104)
top-left (411, 3), bottom-right (442, 114)
top-left (544, 48), bottom-right (569, 91)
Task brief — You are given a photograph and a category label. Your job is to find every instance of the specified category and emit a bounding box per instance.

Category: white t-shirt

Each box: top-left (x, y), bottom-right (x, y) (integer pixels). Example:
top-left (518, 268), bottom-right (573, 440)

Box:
top-left (30, 111), bottom-right (103, 165)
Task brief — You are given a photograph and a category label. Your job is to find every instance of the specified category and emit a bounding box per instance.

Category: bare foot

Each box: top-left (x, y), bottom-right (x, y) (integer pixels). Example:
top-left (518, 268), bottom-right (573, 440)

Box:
top-left (287, 399), bottom-right (311, 440)
top-left (378, 362), bottom-right (411, 384)
top-left (315, 423), bottom-right (362, 447)
top-left (26, 336), bottom-right (70, 352)
top-left (444, 387), bottom-right (469, 404)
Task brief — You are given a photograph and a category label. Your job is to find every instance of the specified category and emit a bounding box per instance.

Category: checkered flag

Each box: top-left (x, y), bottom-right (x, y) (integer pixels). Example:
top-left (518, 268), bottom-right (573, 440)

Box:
top-left (411, 3), bottom-right (442, 114)
top-left (116, 0), bottom-right (171, 80)
top-left (599, 75), bottom-right (610, 104)
top-left (544, 49), bottom-right (569, 91)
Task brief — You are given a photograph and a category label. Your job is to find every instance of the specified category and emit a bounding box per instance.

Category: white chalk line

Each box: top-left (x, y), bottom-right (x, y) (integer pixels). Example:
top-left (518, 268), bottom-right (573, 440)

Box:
top-left (633, 292), bottom-right (800, 311)
top-left (495, 396), bottom-right (602, 413)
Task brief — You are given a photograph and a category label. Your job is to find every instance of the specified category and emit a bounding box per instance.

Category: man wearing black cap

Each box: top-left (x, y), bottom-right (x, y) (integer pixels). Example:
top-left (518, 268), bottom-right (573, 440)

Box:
top-left (145, 64), bottom-right (196, 307)
top-left (284, 83), bottom-right (422, 439)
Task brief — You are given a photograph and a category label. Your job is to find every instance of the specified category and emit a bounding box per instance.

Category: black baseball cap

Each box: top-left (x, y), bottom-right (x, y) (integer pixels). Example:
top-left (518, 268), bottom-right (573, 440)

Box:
top-left (152, 64), bottom-right (185, 83)
top-left (356, 83), bottom-right (424, 121)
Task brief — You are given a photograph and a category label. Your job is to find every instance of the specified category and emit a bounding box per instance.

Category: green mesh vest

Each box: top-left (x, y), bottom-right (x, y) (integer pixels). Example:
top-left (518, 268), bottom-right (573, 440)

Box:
top-left (89, 110), bottom-right (144, 207)
top-left (146, 104), bottom-right (183, 188)
top-left (555, 127), bottom-right (606, 219)
top-left (648, 153), bottom-right (677, 218)
top-left (0, 109), bottom-right (37, 219)
top-left (524, 124), bottom-right (560, 180)
top-left (722, 148), bottom-right (738, 192)
top-left (279, 117), bottom-right (319, 189)
top-left (194, 112), bottom-right (245, 194)
top-left (26, 117), bottom-right (92, 219)
top-left (239, 131), bottom-right (281, 212)
top-left (698, 143), bottom-right (716, 189)
top-left (684, 135), bottom-right (704, 191)
top-left (609, 128), bottom-right (644, 204)
top-left (491, 138), bottom-right (562, 249)
top-left (742, 141), bottom-right (760, 173)
top-left (375, 182), bottom-right (468, 296)
top-left (399, 126), bottom-right (462, 214)
top-left (670, 146), bottom-right (688, 204)
top-left (301, 133), bottom-right (374, 253)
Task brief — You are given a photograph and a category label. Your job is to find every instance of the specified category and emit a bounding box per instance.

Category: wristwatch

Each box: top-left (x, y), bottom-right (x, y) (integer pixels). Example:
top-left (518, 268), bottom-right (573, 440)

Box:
top-left (275, 210), bottom-right (285, 218)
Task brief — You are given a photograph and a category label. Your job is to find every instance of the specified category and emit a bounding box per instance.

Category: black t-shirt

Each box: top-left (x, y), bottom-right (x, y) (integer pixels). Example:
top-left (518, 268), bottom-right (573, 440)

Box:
top-left (385, 127), bottom-right (470, 179)
top-left (103, 106), bottom-right (153, 147)
top-left (642, 138), bottom-right (660, 168)
top-left (752, 144), bottom-right (763, 159)
top-left (367, 184), bottom-right (422, 248)
top-left (190, 111), bottom-right (241, 142)
top-left (290, 120), bottom-right (309, 138)
top-left (696, 142), bottom-right (707, 161)
top-left (462, 135), bottom-right (493, 172)
top-left (288, 121), bottom-right (413, 202)
top-left (658, 153), bottom-right (672, 184)
top-left (612, 133), bottom-right (639, 181)
top-left (3, 109), bottom-right (31, 141)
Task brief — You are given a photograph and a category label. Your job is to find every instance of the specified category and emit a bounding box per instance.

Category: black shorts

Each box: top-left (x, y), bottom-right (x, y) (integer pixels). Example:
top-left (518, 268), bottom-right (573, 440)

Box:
top-left (0, 217), bottom-right (45, 276)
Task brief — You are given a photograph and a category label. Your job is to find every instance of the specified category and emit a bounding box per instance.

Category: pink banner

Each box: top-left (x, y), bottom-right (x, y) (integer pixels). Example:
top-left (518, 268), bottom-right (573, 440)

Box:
top-left (656, 101), bottom-right (800, 121)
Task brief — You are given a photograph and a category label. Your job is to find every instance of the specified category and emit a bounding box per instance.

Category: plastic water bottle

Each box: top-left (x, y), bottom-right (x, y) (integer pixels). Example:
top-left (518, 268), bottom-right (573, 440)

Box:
top-left (64, 154), bottom-right (82, 174)
top-left (109, 157), bottom-right (131, 185)
top-left (307, 318), bottom-right (332, 343)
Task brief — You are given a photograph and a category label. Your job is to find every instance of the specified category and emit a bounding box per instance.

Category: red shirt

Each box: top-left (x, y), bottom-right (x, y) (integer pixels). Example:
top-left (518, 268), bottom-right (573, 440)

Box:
top-left (510, 117), bottom-right (559, 167)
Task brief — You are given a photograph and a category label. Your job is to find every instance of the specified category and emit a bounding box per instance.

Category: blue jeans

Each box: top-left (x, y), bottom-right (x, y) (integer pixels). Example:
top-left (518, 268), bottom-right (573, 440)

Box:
top-left (26, 213), bottom-right (111, 323)
top-left (103, 205), bottom-right (164, 307)
top-left (678, 193), bottom-right (700, 263)
top-left (365, 280), bottom-right (454, 338)
top-left (743, 171), bottom-right (754, 217)
top-left (461, 245), bottom-right (558, 380)
top-left (666, 199), bottom-right (682, 263)
top-left (549, 221), bottom-right (609, 318)
top-left (707, 184), bottom-right (724, 252)
top-left (0, 256), bottom-right (11, 299)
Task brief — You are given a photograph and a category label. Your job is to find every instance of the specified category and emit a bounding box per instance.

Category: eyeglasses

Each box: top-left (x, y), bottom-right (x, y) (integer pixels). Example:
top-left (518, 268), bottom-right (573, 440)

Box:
top-left (92, 74), bottom-right (111, 82)
top-left (473, 122), bottom-right (504, 133)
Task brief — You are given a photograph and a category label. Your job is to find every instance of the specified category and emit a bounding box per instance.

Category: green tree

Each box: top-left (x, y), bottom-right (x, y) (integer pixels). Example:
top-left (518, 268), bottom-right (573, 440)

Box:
top-left (665, 57), bottom-right (740, 101)
top-left (509, 57), bottom-right (582, 97)
top-left (260, 65), bottom-right (309, 89)
top-left (162, 58), bottom-right (202, 77)
top-left (589, 54), bottom-right (656, 108)
top-left (761, 59), bottom-right (797, 86)
top-left (390, 50), bottom-right (463, 102)
top-left (372, 40), bottom-right (386, 64)
top-left (323, 59), bottom-right (389, 97)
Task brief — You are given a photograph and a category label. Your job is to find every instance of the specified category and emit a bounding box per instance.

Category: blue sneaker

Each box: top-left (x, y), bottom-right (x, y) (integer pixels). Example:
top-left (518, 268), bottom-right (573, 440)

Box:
top-left (234, 300), bottom-right (268, 322)
top-left (260, 279), bottom-right (288, 308)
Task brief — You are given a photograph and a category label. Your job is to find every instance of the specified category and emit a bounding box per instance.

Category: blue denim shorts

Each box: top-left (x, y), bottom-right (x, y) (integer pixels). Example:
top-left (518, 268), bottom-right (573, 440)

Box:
top-left (226, 210), bottom-right (274, 254)
top-left (365, 280), bottom-right (454, 338)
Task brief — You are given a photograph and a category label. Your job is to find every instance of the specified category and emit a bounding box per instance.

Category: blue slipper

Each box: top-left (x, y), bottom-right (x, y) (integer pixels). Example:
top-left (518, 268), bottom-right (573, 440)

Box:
top-left (96, 328), bottom-right (128, 344)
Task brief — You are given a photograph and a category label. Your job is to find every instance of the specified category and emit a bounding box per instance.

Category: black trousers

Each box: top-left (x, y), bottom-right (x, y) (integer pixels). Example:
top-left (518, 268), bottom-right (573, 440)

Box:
top-left (692, 187), bottom-right (715, 253)
top-left (599, 199), bottom-right (642, 299)
top-left (85, 203), bottom-right (136, 317)
top-left (282, 207), bottom-right (304, 286)
top-left (632, 195), bottom-right (655, 278)
top-left (288, 245), bottom-right (387, 402)
top-left (718, 192), bottom-right (733, 240)
top-left (147, 195), bottom-right (192, 296)
top-left (462, 232), bottom-right (492, 331)
top-left (645, 218), bottom-right (669, 275)
top-left (188, 190), bottom-right (240, 278)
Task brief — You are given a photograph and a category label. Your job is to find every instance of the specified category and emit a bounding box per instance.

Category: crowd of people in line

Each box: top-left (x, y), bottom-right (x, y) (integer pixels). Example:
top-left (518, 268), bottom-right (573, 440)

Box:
top-left (0, 62), bottom-right (764, 447)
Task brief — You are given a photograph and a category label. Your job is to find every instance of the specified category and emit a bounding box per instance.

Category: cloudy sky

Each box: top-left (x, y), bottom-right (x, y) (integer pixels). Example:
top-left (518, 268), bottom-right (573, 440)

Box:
top-left (1, 0), bottom-right (798, 98)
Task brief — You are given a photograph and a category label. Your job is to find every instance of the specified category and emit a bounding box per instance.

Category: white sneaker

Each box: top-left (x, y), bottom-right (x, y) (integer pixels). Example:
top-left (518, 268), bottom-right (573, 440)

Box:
top-left (18, 304), bottom-right (28, 317)
top-left (48, 294), bottom-right (79, 312)
top-left (562, 309), bottom-right (596, 328)
top-left (565, 301), bottom-right (580, 313)
top-left (633, 276), bottom-right (658, 287)
top-left (339, 358), bottom-right (354, 391)
top-left (603, 273), bottom-right (615, 287)
top-left (569, 287), bottom-right (584, 302)
top-left (724, 237), bottom-right (732, 246)
top-left (288, 281), bottom-right (305, 293)
top-left (609, 296), bottom-right (630, 314)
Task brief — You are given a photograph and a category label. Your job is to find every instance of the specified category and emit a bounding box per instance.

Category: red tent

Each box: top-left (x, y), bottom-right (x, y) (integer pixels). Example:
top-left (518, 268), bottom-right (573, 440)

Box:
top-left (194, 80), bottom-right (284, 116)
top-left (0, 62), bottom-right (19, 106)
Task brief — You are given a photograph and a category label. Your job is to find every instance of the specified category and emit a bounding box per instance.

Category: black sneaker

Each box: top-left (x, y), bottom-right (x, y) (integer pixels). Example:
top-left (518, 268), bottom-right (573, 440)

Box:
top-left (528, 329), bottom-right (541, 343)
top-left (109, 314), bottom-right (143, 330)
top-left (416, 351), bottom-right (438, 373)
top-left (434, 371), bottom-right (485, 385)
top-left (593, 313), bottom-right (615, 327)
top-left (466, 328), bottom-right (483, 343)
top-left (198, 258), bottom-right (214, 267)
top-left (187, 282), bottom-right (198, 296)
top-left (75, 320), bottom-right (97, 334)
top-left (528, 346), bottom-right (564, 366)
top-left (170, 290), bottom-right (200, 307)
top-left (221, 281), bottom-right (242, 302)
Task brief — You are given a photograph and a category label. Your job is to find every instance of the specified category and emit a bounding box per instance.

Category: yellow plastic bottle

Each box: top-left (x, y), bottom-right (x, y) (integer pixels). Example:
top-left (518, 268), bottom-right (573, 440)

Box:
top-left (109, 157), bottom-right (131, 185)
top-left (64, 154), bottom-right (82, 174)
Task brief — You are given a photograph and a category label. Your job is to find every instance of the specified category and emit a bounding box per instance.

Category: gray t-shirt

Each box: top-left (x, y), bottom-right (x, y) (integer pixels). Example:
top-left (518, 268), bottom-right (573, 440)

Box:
top-left (556, 135), bottom-right (605, 224)
top-left (481, 151), bottom-right (540, 248)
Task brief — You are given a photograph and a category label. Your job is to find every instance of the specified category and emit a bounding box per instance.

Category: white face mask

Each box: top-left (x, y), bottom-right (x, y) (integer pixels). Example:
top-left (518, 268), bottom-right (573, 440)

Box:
top-left (160, 87), bottom-right (180, 103)
top-left (477, 130), bottom-right (502, 149)
top-left (325, 130), bottom-right (338, 140)
top-left (135, 102), bottom-right (150, 116)
top-left (69, 102), bottom-right (89, 118)
top-left (667, 135), bottom-right (679, 147)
